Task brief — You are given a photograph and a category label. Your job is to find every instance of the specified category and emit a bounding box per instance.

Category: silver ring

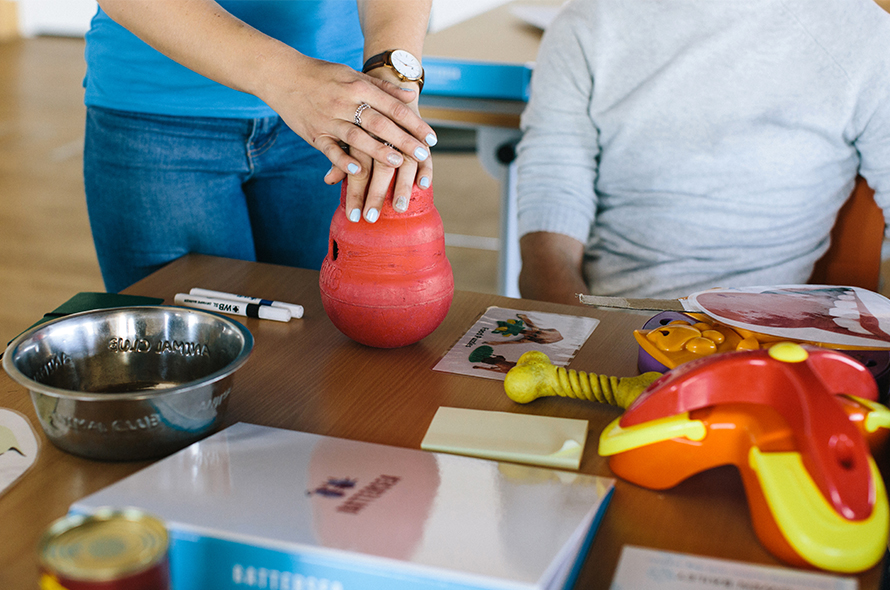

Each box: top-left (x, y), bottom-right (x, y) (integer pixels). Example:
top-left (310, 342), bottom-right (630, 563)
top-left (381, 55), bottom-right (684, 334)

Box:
top-left (383, 141), bottom-right (396, 149)
top-left (354, 102), bottom-right (371, 126)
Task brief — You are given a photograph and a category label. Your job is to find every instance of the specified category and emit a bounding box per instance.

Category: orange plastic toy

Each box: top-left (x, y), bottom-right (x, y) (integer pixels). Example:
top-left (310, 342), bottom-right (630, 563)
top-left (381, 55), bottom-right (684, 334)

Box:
top-left (319, 180), bottom-right (454, 348)
top-left (599, 342), bottom-right (890, 573)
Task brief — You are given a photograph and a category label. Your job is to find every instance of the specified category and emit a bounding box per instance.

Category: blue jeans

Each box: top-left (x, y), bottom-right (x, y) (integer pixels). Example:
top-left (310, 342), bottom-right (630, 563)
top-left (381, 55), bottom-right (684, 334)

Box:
top-left (84, 106), bottom-right (339, 292)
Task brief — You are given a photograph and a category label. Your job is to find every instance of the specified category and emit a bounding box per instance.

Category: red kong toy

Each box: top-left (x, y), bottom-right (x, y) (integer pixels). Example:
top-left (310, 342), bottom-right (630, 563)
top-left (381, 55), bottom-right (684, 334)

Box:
top-left (319, 180), bottom-right (454, 348)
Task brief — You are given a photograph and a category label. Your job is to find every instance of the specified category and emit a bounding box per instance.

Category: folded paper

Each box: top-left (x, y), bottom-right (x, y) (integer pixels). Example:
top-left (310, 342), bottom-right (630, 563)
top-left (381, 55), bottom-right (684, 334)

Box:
top-left (0, 409), bottom-right (39, 497)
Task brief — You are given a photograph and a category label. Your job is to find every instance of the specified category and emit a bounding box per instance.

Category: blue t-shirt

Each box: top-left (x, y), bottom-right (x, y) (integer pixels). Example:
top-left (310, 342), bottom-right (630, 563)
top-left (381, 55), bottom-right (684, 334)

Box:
top-left (84, 1), bottom-right (364, 118)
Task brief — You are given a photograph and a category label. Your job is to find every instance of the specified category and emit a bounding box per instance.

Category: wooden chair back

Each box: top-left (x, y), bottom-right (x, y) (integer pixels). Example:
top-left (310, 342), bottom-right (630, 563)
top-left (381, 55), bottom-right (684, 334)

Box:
top-left (808, 177), bottom-right (883, 290)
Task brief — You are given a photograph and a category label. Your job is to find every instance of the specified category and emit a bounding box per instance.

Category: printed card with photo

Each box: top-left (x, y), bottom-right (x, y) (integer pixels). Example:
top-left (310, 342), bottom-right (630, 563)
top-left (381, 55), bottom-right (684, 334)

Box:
top-left (433, 307), bottom-right (600, 381)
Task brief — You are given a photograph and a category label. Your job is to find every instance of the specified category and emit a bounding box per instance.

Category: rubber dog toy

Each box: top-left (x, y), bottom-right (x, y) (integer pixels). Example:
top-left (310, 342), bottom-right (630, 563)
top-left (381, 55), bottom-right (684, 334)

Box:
top-left (599, 342), bottom-right (890, 573)
top-left (504, 351), bottom-right (661, 409)
top-left (634, 311), bottom-right (890, 402)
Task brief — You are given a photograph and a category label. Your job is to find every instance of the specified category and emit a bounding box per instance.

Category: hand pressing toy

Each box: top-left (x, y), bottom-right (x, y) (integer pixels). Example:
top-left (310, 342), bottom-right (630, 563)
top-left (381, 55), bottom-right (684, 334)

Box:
top-left (599, 342), bottom-right (890, 573)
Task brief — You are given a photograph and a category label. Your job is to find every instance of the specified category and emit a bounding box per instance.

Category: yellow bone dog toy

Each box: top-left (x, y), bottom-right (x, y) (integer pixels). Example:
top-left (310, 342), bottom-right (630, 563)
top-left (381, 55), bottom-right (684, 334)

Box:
top-left (504, 351), bottom-right (662, 408)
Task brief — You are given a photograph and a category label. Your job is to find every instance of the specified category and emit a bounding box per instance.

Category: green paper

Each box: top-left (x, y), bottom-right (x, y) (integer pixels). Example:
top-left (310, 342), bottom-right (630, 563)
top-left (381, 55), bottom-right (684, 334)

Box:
top-left (7, 292), bottom-right (165, 346)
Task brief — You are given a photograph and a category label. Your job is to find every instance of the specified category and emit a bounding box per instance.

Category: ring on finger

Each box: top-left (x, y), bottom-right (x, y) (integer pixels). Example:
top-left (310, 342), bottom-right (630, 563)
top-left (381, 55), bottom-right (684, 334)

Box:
top-left (368, 132), bottom-right (397, 151)
top-left (354, 102), bottom-right (371, 126)
top-left (360, 128), bottom-right (399, 152)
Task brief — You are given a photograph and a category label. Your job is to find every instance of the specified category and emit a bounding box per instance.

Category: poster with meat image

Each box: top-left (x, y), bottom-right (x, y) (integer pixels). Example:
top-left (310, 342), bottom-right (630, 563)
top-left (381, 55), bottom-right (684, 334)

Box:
top-left (688, 285), bottom-right (890, 349)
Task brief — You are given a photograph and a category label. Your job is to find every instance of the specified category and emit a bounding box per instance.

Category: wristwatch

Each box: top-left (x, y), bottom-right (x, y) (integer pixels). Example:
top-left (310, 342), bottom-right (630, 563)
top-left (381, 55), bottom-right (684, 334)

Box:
top-left (362, 49), bottom-right (424, 92)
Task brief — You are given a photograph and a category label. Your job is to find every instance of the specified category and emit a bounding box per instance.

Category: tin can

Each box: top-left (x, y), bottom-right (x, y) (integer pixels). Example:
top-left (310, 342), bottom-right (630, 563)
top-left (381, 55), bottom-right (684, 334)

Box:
top-left (38, 508), bottom-right (170, 590)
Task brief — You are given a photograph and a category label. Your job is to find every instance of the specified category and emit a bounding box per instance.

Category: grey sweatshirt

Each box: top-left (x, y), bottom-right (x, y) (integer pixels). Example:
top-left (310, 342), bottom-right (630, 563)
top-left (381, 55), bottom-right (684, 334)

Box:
top-left (516, 0), bottom-right (890, 298)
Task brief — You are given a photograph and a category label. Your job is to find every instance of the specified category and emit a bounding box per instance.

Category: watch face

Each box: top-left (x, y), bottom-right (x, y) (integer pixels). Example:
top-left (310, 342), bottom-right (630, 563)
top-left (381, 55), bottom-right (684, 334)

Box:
top-left (390, 50), bottom-right (422, 80)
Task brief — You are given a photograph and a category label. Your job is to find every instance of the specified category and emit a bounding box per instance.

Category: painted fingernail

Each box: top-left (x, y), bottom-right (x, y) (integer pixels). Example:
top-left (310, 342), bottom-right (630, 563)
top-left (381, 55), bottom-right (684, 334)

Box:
top-left (419, 176), bottom-right (431, 189)
top-left (425, 133), bottom-right (438, 147)
top-left (347, 163), bottom-right (359, 175)
top-left (394, 196), bottom-right (409, 212)
top-left (414, 147), bottom-right (429, 161)
top-left (387, 152), bottom-right (403, 167)
top-left (365, 208), bottom-right (379, 223)
top-left (348, 208), bottom-right (361, 223)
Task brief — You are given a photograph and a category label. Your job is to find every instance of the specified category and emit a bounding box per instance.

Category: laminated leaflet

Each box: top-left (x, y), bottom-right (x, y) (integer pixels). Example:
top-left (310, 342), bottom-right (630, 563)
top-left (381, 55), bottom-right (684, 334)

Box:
top-left (72, 423), bottom-right (614, 590)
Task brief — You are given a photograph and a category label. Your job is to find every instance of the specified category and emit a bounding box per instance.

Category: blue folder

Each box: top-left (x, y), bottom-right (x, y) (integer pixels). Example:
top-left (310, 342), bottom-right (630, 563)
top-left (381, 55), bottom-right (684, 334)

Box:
top-left (423, 57), bottom-right (533, 102)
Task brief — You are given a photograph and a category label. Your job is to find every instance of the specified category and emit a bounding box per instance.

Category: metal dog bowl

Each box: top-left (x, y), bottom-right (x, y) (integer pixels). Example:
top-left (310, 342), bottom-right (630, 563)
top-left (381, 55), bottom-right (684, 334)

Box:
top-left (2, 306), bottom-right (253, 461)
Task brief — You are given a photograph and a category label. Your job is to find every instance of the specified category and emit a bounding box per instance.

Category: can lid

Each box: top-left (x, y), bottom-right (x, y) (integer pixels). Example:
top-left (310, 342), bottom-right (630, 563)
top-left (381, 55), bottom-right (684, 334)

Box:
top-left (38, 508), bottom-right (168, 582)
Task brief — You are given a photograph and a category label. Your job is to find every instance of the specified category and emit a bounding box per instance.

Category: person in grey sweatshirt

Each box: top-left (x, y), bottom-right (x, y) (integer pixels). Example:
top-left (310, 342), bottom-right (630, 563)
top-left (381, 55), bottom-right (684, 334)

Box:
top-left (516, 0), bottom-right (890, 303)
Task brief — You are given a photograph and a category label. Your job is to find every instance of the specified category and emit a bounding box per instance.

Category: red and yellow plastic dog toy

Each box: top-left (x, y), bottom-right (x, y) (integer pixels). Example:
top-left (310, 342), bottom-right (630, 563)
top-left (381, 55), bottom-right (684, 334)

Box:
top-left (598, 342), bottom-right (890, 572)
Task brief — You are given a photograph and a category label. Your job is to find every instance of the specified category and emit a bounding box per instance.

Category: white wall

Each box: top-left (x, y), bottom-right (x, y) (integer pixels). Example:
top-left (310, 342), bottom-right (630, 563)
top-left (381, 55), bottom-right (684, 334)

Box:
top-left (429, 0), bottom-right (510, 33)
top-left (17, 0), bottom-right (96, 37)
top-left (14, 0), bottom-right (509, 38)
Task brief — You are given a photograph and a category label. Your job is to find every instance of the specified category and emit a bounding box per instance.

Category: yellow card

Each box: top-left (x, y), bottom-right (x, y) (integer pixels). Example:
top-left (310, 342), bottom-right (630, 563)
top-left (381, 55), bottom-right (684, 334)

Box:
top-left (421, 407), bottom-right (588, 470)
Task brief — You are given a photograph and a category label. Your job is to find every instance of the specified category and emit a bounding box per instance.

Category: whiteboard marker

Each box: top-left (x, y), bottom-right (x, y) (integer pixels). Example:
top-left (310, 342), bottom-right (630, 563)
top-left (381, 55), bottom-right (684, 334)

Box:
top-left (174, 293), bottom-right (291, 323)
top-left (188, 288), bottom-right (304, 319)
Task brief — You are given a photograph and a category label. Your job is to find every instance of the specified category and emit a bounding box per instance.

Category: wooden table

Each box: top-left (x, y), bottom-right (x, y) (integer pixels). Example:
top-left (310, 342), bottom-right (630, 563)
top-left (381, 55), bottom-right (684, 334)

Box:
top-left (1, 254), bottom-right (886, 589)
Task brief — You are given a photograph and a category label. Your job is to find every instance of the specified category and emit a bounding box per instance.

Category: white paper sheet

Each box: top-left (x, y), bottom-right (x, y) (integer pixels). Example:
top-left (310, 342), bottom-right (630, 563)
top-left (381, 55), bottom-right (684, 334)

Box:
top-left (610, 546), bottom-right (859, 590)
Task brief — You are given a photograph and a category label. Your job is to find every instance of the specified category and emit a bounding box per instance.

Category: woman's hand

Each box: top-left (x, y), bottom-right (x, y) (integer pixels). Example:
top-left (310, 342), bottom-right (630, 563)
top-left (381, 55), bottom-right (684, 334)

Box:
top-left (319, 70), bottom-right (434, 224)
top-left (257, 48), bottom-right (437, 223)
top-left (265, 53), bottom-right (434, 175)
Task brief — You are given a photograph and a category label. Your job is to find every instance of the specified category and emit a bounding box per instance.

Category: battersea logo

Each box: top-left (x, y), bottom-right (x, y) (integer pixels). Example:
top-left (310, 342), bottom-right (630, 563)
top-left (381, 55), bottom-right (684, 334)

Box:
top-left (307, 477), bottom-right (357, 498)
top-left (307, 475), bottom-right (401, 514)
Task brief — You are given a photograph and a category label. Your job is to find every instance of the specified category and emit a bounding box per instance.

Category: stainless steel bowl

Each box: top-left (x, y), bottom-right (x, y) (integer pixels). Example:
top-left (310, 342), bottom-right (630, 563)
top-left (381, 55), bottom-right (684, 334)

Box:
top-left (2, 306), bottom-right (253, 461)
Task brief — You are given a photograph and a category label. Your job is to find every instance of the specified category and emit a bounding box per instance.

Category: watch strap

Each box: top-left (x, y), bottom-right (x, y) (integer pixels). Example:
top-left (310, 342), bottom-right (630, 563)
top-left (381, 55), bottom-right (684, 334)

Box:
top-left (362, 51), bottom-right (389, 73)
